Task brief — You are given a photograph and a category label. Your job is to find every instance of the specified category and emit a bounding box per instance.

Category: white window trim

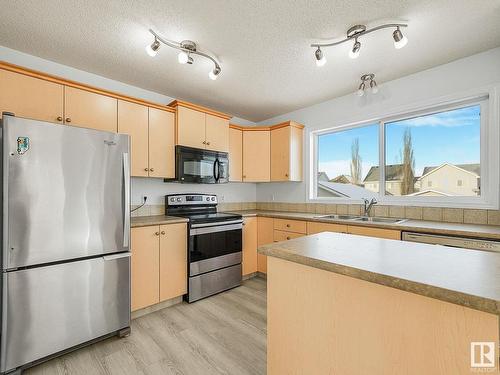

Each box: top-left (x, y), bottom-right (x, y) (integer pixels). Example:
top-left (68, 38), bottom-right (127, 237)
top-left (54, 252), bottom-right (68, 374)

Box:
top-left (308, 84), bottom-right (500, 209)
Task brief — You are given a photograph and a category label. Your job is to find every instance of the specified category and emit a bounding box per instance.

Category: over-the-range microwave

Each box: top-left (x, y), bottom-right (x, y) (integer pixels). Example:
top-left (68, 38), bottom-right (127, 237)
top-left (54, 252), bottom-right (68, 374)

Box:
top-left (168, 145), bottom-right (229, 184)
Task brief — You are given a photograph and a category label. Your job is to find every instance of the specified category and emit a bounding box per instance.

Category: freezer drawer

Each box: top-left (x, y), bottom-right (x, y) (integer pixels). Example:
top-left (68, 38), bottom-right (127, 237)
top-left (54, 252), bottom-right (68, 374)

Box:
top-left (0, 254), bottom-right (131, 373)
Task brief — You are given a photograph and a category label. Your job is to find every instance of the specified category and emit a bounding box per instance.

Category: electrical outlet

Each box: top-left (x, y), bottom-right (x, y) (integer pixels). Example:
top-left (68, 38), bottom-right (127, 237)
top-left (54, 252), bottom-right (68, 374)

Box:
top-left (143, 196), bottom-right (148, 203)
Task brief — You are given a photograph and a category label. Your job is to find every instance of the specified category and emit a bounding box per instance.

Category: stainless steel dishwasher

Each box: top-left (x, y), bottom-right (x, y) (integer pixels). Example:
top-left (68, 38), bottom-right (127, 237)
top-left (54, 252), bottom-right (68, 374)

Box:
top-left (402, 232), bottom-right (500, 253)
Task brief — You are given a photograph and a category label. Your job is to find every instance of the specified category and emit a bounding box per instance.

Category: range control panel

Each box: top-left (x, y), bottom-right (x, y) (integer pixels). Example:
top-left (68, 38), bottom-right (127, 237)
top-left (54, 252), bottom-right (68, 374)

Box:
top-left (166, 194), bottom-right (218, 206)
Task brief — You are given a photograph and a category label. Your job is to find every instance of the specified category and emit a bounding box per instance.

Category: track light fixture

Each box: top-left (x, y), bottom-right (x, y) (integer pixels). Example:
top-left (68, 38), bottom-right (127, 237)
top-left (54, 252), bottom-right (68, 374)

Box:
top-left (145, 29), bottom-right (222, 80)
top-left (311, 23), bottom-right (408, 66)
top-left (356, 74), bottom-right (378, 97)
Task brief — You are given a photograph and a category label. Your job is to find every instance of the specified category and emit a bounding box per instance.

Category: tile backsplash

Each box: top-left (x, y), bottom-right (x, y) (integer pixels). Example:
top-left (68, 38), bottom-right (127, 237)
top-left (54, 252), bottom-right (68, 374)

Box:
top-left (131, 201), bottom-right (500, 226)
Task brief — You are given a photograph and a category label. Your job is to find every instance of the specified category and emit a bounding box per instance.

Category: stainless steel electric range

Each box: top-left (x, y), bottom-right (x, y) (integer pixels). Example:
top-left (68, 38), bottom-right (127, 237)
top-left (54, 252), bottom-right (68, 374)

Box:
top-left (165, 194), bottom-right (243, 302)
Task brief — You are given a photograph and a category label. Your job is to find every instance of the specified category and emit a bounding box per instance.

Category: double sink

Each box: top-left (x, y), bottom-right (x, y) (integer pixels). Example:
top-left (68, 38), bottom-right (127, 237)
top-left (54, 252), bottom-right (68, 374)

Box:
top-left (315, 214), bottom-right (407, 224)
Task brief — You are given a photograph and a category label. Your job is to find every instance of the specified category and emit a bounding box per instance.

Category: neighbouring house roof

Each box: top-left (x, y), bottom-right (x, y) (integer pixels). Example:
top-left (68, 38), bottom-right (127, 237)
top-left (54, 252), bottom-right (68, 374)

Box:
top-left (318, 181), bottom-right (378, 199)
top-left (363, 164), bottom-right (405, 182)
top-left (420, 163), bottom-right (480, 179)
top-left (330, 174), bottom-right (354, 184)
top-left (407, 189), bottom-right (452, 197)
top-left (317, 172), bottom-right (330, 182)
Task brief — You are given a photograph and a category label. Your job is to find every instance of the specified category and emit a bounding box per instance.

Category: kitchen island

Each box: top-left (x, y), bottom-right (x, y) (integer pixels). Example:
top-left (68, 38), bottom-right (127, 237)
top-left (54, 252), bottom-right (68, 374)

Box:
top-left (259, 232), bottom-right (500, 375)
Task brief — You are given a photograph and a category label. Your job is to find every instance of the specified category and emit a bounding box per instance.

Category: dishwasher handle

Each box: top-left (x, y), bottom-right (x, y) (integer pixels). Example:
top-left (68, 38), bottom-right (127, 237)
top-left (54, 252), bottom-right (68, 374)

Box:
top-left (402, 232), bottom-right (500, 253)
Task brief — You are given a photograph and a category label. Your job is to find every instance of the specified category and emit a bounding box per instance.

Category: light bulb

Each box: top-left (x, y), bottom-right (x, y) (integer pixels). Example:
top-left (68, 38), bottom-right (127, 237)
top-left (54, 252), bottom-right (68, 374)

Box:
top-left (349, 40), bottom-right (361, 59)
top-left (356, 82), bottom-right (365, 97)
top-left (315, 48), bottom-right (326, 67)
top-left (370, 80), bottom-right (378, 94)
top-left (209, 67), bottom-right (221, 80)
top-left (145, 39), bottom-right (160, 57)
top-left (178, 51), bottom-right (189, 64)
top-left (393, 28), bottom-right (408, 49)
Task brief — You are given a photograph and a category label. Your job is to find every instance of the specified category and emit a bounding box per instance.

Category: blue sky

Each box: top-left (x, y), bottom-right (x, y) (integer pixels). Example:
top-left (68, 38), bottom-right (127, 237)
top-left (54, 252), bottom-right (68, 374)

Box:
top-left (318, 105), bottom-right (481, 179)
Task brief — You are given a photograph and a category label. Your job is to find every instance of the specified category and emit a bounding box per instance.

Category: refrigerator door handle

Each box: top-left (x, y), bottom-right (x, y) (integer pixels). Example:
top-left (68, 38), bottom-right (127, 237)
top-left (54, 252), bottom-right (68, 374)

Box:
top-left (103, 252), bottom-right (131, 261)
top-left (123, 153), bottom-right (130, 248)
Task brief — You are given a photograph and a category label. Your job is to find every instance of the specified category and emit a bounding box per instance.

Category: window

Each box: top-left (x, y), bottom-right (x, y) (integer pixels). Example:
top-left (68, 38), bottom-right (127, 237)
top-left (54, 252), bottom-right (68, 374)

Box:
top-left (312, 96), bottom-right (492, 206)
top-left (316, 123), bottom-right (379, 199)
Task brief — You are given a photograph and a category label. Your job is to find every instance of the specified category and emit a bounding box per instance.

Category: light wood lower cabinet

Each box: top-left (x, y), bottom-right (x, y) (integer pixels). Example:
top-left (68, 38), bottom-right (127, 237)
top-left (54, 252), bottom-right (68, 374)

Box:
top-left (257, 217), bottom-right (274, 274)
top-left (159, 223), bottom-right (187, 301)
top-left (131, 226), bottom-right (160, 311)
top-left (0, 69), bottom-right (64, 123)
top-left (229, 127), bottom-right (243, 182)
top-left (274, 218), bottom-right (307, 234)
top-left (243, 130), bottom-right (270, 182)
top-left (242, 217), bottom-right (258, 275)
top-left (64, 86), bottom-right (117, 132)
top-left (347, 225), bottom-right (401, 240)
top-left (307, 222), bottom-right (348, 235)
top-left (131, 223), bottom-right (187, 311)
top-left (274, 230), bottom-right (304, 242)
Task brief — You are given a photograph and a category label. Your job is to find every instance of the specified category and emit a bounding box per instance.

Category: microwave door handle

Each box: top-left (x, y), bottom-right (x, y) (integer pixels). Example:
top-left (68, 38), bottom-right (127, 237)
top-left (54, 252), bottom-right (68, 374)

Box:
top-left (213, 158), bottom-right (218, 182)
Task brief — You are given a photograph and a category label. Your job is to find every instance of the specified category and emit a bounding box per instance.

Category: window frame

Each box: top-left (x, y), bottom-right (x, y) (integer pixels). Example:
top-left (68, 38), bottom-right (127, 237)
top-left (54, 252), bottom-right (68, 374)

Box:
top-left (309, 93), bottom-right (498, 209)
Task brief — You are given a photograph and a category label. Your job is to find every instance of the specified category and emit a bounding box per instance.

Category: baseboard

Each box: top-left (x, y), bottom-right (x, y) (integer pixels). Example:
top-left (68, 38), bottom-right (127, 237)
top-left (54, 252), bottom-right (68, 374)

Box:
top-left (257, 272), bottom-right (267, 279)
top-left (242, 272), bottom-right (258, 280)
top-left (131, 296), bottom-right (183, 319)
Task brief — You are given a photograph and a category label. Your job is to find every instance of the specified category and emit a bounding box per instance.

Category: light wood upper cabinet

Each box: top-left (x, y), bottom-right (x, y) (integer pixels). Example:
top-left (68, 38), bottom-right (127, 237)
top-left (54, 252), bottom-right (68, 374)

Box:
top-left (159, 223), bottom-right (187, 301)
top-left (229, 127), bottom-right (243, 182)
top-left (271, 123), bottom-right (303, 181)
top-left (131, 226), bottom-right (160, 311)
top-left (176, 106), bottom-right (206, 149)
top-left (64, 86), bottom-right (117, 132)
top-left (257, 217), bottom-right (274, 274)
top-left (118, 100), bottom-right (149, 177)
top-left (149, 108), bottom-right (175, 178)
top-left (0, 69), bottom-right (63, 123)
top-left (242, 217), bottom-right (258, 276)
top-left (206, 114), bottom-right (229, 152)
top-left (243, 130), bottom-right (270, 182)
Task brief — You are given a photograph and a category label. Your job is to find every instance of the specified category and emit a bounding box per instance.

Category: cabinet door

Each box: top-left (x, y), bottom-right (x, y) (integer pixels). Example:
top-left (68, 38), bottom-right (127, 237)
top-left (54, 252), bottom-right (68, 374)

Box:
top-left (307, 222), bottom-right (347, 235)
top-left (159, 223), bottom-right (187, 301)
top-left (257, 217), bottom-right (274, 274)
top-left (131, 226), bottom-right (160, 311)
top-left (205, 114), bottom-right (229, 152)
top-left (149, 108), bottom-right (175, 178)
top-left (243, 130), bottom-right (270, 182)
top-left (229, 128), bottom-right (243, 182)
top-left (271, 126), bottom-right (290, 181)
top-left (118, 100), bottom-right (149, 177)
top-left (0, 69), bottom-right (63, 123)
top-left (347, 225), bottom-right (401, 240)
top-left (242, 217), bottom-right (258, 275)
top-left (273, 230), bottom-right (304, 242)
top-left (176, 106), bottom-right (206, 149)
top-left (64, 86), bottom-right (117, 132)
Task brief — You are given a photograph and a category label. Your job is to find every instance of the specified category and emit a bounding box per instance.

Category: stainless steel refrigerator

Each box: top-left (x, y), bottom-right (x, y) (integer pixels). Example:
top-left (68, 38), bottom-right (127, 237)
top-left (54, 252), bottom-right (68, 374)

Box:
top-left (0, 115), bottom-right (131, 375)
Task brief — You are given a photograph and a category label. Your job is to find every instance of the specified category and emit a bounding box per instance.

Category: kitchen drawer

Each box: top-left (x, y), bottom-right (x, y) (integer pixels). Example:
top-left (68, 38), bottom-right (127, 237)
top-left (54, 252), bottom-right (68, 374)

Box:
top-left (273, 219), bottom-right (307, 234)
top-left (307, 222), bottom-right (348, 235)
top-left (274, 230), bottom-right (304, 242)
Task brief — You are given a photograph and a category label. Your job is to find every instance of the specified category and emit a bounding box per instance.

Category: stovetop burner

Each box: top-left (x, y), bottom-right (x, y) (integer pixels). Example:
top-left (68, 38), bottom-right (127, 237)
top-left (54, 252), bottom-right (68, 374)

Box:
top-left (165, 193), bottom-right (242, 224)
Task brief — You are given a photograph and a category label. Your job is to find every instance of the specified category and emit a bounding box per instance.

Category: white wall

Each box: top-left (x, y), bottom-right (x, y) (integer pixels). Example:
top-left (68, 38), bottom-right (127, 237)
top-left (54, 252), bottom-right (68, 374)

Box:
top-left (256, 47), bottom-right (500, 203)
top-left (0, 45), bottom-right (257, 204)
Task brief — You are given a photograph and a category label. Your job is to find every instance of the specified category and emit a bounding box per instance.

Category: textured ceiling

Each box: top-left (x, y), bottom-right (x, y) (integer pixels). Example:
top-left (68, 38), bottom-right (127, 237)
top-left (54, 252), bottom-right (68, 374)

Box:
top-left (0, 0), bottom-right (499, 121)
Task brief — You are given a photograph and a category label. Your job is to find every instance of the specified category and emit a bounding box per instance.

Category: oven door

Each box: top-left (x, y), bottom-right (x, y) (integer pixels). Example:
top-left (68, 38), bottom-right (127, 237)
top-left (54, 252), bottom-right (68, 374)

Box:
top-left (189, 221), bottom-right (242, 276)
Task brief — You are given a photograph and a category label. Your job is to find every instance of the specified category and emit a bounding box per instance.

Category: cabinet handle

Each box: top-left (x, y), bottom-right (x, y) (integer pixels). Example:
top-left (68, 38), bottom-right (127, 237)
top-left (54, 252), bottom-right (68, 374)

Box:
top-left (155, 231), bottom-right (160, 236)
top-left (243, 175), bottom-right (246, 178)
top-left (202, 141), bottom-right (206, 145)
top-left (56, 116), bottom-right (63, 122)
top-left (144, 168), bottom-right (149, 171)
top-left (150, 168), bottom-right (154, 172)
top-left (285, 173), bottom-right (289, 177)
top-left (206, 141), bottom-right (211, 145)
top-left (286, 224), bottom-right (290, 228)
top-left (65, 117), bottom-right (71, 123)
top-left (286, 236), bottom-right (290, 240)
top-left (161, 231), bottom-right (166, 235)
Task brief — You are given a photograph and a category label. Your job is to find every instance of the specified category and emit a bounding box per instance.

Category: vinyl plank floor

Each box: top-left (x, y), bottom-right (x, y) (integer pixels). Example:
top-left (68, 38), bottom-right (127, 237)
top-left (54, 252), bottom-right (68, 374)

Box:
top-left (25, 277), bottom-right (267, 375)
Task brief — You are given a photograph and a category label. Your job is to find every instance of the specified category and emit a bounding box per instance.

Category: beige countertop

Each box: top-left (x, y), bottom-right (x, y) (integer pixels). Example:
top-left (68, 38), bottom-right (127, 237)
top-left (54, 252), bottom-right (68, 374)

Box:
top-left (231, 209), bottom-right (500, 240)
top-left (258, 232), bottom-right (500, 315)
top-left (131, 215), bottom-right (188, 228)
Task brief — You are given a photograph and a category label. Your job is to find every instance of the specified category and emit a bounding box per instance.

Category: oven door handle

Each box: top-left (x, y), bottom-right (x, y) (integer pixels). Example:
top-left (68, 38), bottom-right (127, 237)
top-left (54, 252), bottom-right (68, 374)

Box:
top-left (190, 219), bottom-right (243, 228)
top-left (190, 222), bottom-right (243, 235)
